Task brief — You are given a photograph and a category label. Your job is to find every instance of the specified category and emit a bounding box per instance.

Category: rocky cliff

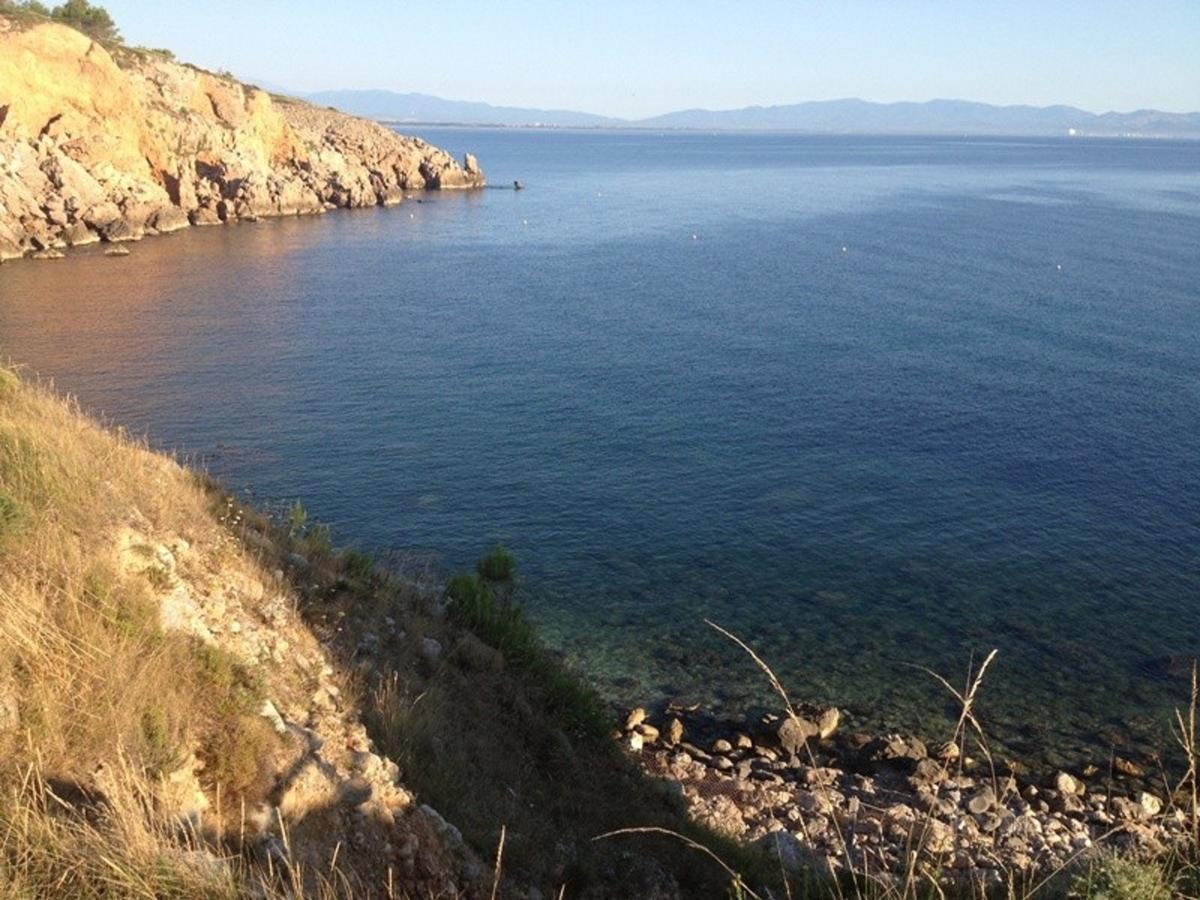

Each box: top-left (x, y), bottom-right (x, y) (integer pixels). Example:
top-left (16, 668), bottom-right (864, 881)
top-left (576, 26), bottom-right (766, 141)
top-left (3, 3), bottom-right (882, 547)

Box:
top-left (0, 14), bottom-right (484, 261)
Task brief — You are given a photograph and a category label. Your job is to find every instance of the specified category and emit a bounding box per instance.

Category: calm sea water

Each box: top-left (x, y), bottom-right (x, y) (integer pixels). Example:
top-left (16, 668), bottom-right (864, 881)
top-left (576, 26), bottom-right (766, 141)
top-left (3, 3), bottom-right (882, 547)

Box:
top-left (2, 130), bottom-right (1199, 768)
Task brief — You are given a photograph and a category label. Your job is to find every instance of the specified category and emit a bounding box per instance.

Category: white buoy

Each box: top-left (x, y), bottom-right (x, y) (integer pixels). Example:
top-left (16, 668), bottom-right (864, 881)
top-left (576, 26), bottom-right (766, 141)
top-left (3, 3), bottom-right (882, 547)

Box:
top-left (842, 246), bottom-right (848, 253)
top-left (1056, 264), bottom-right (1063, 271)
top-left (692, 234), bottom-right (698, 240)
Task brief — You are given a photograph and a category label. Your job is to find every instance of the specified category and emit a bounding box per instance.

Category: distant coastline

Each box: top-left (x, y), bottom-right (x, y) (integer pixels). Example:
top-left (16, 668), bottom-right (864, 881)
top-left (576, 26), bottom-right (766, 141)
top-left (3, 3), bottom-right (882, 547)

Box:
top-left (296, 89), bottom-right (1200, 139)
top-left (384, 120), bottom-right (1200, 141)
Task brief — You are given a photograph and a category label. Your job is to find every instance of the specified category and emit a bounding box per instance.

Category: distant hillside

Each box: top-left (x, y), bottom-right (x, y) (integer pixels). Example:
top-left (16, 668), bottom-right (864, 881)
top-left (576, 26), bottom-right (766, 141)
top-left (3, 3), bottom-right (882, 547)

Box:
top-left (299, 89), bottom-right (1200, 137)
top-left (305, 89), bottom-right (623, 127)
top-left (637, 98), bottom-right (1200, 137)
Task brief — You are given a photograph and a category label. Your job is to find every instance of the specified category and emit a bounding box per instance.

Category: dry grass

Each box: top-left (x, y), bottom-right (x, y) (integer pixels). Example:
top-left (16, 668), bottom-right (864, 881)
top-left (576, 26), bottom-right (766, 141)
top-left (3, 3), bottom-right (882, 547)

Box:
top-left (0, 763), bottom-right (386, 900)
top-left (0, 370), bottom-right (319, 896)
top-left (0, 369), bottom-right (275, 798)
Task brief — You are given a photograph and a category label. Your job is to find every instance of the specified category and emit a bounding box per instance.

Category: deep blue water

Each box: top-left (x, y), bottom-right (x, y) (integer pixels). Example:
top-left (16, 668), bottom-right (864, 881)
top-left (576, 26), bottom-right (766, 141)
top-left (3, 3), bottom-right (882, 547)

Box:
top-left (2, 130), bottom-right (1199, 767)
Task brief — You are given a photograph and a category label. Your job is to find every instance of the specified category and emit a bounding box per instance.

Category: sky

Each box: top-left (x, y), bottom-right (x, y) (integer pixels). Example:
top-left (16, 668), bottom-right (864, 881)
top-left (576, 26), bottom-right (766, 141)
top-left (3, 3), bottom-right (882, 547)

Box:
top-left (101, 1), bottom-right (1200, 117)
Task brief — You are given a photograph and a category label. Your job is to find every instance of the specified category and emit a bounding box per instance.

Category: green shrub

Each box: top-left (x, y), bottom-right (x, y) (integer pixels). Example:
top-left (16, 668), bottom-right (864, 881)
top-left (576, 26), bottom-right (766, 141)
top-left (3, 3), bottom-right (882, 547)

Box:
top-left (49, 0), bottom-right (119, 43)
top-left (0, 431), bottom-right (50, 510)
top-left (341, 548), bottom-right (374, 581)
top-left (188, 643), bottom-right (274, 801)
top-left (286, 500), bottom-right (307, 537)
top-left (191, 643), bottom-right (262, 716)
top-left (476, 544), bottom-right (516, 584)
top-left (304, 523), bottom-right (332, 558)
top-left (199, 713), bottom-right (276, 801)
top-left (1069, 856), bottom-right (1173, 900)
top-left (447, 555), bottom-right (609, 737)
top-left (447, 573), bottom-right (537, 665)
top-left (0, 1), bottom-right (49, 18)
top-left (139, 707), bottom-right (183, 777)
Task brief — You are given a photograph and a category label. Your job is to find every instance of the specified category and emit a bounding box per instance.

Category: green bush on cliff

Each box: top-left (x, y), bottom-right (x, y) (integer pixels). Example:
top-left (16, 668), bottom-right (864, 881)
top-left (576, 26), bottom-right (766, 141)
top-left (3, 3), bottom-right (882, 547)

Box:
top-left (446, 572), bottom-right (537, 665)
top-left (476, 543), bottom-right (516, 584)
top-left (50, 0), bottom-right (118, 41)
top-left (0, 0), bottom-right (49, 17)
top-left (0, 0), bottom-right (119, 43)
top-left (447, 556), bottom-right (608, 736)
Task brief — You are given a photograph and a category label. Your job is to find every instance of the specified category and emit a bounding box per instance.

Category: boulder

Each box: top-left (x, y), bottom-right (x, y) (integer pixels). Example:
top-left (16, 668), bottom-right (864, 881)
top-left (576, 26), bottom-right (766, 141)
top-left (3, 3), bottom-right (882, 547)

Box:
top-left (1137, 791), bottom-right (1163, 817)
top-left (966, 786), bottom-right (995, 815)
top-left (148, 206), bottom-right (189, 233)
top-left (1053, 771), bottom-right (1083, 796)
top-left (777, 715), bottom-right (819, 756)
top-left (420, 636), bottom-right (443, 665)
top-left (62, 221), bottom-right (98, 245)
top-left (666, 717), bottom-right (684, 745)
top-left (817, 706), bottom-right (840, 739)
top-left (0, 222), bottom-right (24, 260)
top-left (189, 206), bottom-right (222, 227)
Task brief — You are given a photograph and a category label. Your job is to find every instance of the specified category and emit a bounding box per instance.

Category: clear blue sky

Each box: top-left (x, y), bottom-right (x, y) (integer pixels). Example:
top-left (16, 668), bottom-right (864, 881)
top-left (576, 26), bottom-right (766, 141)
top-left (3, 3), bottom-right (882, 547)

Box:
top-left (102, 0), bottom-right (1200, 117)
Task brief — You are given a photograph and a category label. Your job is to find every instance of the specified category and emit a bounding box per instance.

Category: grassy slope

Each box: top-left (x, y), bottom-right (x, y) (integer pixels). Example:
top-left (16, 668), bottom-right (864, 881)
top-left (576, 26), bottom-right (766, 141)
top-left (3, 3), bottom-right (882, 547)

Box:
top-left (0, 369), bottom-right (770, 897)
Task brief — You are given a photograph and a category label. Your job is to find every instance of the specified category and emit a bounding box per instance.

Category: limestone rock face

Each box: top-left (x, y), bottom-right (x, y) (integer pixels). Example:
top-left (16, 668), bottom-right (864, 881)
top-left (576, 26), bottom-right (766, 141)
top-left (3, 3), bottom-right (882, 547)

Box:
top-left (0, 15), bottom-right (484, 261)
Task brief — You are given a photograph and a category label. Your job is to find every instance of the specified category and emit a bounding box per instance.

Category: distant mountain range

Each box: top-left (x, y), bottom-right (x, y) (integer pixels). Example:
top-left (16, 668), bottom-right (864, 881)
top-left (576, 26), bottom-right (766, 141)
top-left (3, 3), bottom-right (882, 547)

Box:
top-left (293, 90), bottom-right (1200, 138)
top-left (304, 90), bottom-right (621, 128)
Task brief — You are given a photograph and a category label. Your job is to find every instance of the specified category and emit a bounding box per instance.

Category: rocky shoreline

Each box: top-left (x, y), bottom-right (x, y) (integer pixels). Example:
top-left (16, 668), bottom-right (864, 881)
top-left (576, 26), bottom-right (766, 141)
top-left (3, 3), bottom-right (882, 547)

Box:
top-left (620, 701), bottom-right (1192, 884)
top-left (0, 15), bottom-right (484, 262)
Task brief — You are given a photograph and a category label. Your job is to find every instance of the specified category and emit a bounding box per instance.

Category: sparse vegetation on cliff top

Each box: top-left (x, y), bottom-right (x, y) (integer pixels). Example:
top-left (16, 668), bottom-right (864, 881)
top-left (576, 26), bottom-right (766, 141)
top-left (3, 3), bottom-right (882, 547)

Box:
top-left (0, 0), bottom-right (118, 42)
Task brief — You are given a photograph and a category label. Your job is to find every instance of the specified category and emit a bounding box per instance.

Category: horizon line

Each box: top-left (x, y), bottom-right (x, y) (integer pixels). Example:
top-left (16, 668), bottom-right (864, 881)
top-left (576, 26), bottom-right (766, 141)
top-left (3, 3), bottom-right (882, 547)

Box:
top-left (286, 88), bottom-right (1200, 121)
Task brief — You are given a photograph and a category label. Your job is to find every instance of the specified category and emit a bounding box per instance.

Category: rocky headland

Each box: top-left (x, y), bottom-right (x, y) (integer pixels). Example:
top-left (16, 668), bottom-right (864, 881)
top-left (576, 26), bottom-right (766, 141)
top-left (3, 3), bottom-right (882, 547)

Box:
top-left (0, 13), bottom-right (484, 262)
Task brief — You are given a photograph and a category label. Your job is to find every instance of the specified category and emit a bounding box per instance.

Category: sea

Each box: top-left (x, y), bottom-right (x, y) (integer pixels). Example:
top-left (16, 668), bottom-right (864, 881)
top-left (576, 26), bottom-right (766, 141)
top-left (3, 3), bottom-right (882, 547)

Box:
top-left (2, 128), bottom-right (1198, 769)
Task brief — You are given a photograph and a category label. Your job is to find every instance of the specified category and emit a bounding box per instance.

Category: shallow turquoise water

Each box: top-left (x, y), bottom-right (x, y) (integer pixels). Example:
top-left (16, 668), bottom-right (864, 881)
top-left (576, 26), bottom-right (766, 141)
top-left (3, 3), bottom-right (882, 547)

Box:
top-left (2, 131), bottom-right (1198, 767)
